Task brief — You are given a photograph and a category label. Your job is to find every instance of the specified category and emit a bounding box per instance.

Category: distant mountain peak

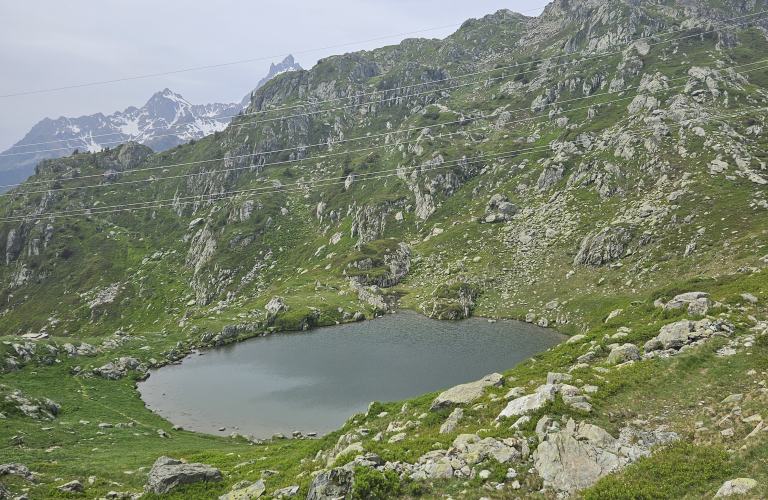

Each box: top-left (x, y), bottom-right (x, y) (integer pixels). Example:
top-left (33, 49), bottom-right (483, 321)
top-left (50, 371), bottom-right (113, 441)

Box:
top-left (0, 56), bottom-right (303, 190)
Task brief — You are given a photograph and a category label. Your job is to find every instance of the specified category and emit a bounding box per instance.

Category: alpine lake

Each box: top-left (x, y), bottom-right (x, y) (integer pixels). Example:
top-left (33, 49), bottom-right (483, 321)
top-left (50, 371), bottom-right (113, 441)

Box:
top-left (138, 311), bottom-right (566, 439)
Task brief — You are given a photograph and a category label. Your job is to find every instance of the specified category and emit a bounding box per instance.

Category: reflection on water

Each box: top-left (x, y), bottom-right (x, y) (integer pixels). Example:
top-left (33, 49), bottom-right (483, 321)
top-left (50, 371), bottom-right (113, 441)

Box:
top-left (139, 311), bottom-right (565, 438)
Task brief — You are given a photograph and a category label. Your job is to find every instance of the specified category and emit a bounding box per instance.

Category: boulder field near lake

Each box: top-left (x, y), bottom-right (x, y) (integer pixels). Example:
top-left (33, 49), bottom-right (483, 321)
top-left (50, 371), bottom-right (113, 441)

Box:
top-left (1, 0), bottom-right (768, 498)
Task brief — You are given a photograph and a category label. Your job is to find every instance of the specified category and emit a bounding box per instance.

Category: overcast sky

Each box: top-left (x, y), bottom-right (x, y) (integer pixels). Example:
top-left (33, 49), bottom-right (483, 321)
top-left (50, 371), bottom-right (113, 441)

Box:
top-left (0, 1), bottom-right (545, 152)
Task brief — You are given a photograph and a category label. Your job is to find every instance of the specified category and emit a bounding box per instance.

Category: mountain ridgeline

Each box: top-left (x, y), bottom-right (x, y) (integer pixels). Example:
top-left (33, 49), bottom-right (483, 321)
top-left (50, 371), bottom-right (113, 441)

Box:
top-left (1, 0), bottom-right (768, 498)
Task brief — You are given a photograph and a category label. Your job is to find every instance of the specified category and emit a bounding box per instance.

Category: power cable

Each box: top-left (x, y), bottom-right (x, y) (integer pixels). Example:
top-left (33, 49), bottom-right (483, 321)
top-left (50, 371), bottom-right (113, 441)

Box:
top-left (3, 101), bottom-right (765, 223)
top-left (4, 56), bottom-right (767, 198)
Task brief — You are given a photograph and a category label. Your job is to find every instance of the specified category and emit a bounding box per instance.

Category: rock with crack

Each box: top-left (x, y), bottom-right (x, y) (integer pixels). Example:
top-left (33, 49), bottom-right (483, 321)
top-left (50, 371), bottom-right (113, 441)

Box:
top-left (145, 456), bottom-right (222, 494)
top-left (573, 226), bottom-right (632, 267)
top-left (430, 373), bottom-right (504, 411)
top-left (439, 408), bottom-right (464, 434)
top-left (533, 419), bottom-right (679, 496)
top-left (306, 467), bottom-right (354, 500)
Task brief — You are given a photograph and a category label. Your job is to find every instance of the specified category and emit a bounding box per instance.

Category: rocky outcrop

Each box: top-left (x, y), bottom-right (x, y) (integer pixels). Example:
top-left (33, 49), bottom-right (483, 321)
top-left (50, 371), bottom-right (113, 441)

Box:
top-left (306, 467), bottom-right (354, 500)
top-left (533, 418), bottom-right (679, 496)
top-left (481, 193), bottom-right (516, 223)
top-left (265, 296), bottom-right (288, 324)
top-left (0, 463), bottom-right (37, 484)
top-left (657, 292), bottom-right (712, 316)
top-left (644, 318), bottom-right (734, 355)
top-left (430, 373), bottom-right (504, 411)
top-left (5, 228), bottom-right (24, 265)
top-left (4, 390), bottom-right (60, 420)
top-left (93, 357), bottom-right (145, 380)
top-left (420, 282), bottom-right (479, 320)
top-left (107, 142), bottom-right (152, 172)
top-left (573, 226), bottom-right (632, 267)
top-left (145, 456), bottom-right (222, 494)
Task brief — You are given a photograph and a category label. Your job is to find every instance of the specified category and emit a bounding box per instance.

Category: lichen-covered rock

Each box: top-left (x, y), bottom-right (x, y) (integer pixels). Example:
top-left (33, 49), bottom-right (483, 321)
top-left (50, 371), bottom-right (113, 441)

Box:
top-left (715, 478), bottom-right (757, 497)
top-left (145, 456), bottom-right (221, 494)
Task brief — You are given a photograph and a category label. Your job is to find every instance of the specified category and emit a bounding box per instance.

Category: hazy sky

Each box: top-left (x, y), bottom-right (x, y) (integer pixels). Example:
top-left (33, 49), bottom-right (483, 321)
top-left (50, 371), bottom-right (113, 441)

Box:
top-left (0, 1), bottom-right (546, 152)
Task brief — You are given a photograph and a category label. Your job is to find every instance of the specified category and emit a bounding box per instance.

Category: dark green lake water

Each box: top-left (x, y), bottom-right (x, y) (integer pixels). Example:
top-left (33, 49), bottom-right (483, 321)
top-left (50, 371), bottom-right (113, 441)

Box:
top-left (138, 311), bottom-right (565, 438)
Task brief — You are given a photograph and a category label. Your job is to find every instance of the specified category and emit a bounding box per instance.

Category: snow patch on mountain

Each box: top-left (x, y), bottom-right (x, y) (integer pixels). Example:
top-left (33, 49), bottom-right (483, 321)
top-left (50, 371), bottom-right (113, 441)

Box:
top-left (0, 55), bottom-right (303, 191)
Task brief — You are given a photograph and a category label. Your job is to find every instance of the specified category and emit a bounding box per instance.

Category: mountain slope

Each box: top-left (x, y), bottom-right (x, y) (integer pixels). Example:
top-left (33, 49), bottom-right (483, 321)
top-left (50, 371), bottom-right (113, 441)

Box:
top-left (0, 0), bottom-right (767, 498)
top-left (0, 55), bottom-right (303, 191)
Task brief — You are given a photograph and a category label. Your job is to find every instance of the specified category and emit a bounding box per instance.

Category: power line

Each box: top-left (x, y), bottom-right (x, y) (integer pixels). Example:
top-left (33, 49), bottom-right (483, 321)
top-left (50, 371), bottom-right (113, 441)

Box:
top-left (0, 145), bottom-right (567, 222)
top-left (2, 8), bottom-right (763, 155)
top-left (5, 55), bottom-right (767, 198)
top-left (3, 100), bottom-right (765, 224)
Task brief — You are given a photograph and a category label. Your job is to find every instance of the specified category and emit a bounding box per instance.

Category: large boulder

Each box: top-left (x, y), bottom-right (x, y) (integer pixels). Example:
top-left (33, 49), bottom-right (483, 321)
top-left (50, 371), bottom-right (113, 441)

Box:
top-left (452, 434), bottom-right (520, 464)
top-left (657, 320), bottom-right (695, 349)
top-left (145, 456), bottom-right (222, 494)
top-left (306, 467), bottom-right (354, 500)
top-left (663, 292), bottom-right (708, 310)
top-left (496, 390), bottom-right (554, 420)
top-left (430, 373), bottom-right (504, 412)
top-left (534, 420), bottom-right (621, 495)
top-left (534, 419), bottom-right (679, 496)
top-left (686, 297), bottom-right (712, 316)
top-left (607, 344), bottom-right (640, 364)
